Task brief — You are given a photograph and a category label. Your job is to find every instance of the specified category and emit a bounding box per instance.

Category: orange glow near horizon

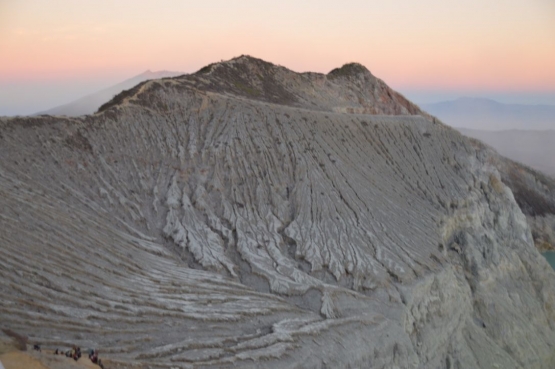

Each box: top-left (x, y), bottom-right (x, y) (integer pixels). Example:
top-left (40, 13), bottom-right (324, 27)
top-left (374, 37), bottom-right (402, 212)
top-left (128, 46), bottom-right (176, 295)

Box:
top-left (1, 0), bottom-right (554, 91)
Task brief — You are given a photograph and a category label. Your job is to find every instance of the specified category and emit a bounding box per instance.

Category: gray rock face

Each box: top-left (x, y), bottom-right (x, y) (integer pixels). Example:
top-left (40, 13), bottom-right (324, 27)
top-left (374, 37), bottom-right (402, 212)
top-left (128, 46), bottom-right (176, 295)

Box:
top-left (1, 56), bottom-right (554, 368)
top-left (452, 130), bottom-right (555, 253)
top-left (492, 153), bottom-right (555, 253)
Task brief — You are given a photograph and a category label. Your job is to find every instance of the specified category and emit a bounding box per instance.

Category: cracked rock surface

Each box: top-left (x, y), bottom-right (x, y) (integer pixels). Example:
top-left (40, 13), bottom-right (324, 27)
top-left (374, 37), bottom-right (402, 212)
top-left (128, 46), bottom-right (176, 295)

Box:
top-left (1, 56), bottom-right (554, 368)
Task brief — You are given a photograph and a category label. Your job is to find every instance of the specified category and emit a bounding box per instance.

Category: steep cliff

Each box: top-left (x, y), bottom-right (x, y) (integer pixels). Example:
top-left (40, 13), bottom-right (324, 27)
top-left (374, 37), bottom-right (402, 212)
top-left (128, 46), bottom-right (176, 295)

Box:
top-left (1, 56), bottom-right (554, 368)
top-left (495, 154), bottom-right (555, 253)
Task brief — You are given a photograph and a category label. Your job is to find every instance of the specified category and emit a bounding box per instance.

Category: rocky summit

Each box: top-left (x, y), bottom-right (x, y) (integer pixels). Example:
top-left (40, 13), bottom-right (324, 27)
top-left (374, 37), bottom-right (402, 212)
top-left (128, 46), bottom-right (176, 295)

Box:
top-left (1, 55), bottom-right (555, 369)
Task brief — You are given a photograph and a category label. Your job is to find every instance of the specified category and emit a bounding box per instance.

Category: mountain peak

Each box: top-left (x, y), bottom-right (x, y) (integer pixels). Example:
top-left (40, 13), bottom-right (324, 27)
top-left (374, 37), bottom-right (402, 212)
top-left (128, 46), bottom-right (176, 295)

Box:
top-left (138, 69), bottom-right (181, 79)
top-left (328, 62), bottom-right (372, 79)
top-left (194, 55), bottom-right (277, 75)
top-left (454, 97), bottom-right (502, 105)
top-left (232, 54), bottom-right (271, 64)
top-left (103, 55), bottom-right (426, 118)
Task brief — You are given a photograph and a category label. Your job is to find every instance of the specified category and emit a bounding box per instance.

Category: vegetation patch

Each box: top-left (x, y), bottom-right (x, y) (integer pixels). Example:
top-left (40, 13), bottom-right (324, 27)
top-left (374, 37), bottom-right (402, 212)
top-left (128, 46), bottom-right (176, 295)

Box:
top-left (328, 63), bottom-right (368, 79)
top-left (196, 63), bottom-right (215, 74)
top-left (97, 81), bottom-right (148, 113)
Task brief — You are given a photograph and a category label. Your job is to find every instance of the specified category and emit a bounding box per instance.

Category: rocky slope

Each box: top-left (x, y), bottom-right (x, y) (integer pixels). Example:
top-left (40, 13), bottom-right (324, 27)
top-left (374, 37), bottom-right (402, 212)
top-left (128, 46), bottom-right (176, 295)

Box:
top-left (1, 55), bottom-right (554, 369)
top-left (456, 132), bottom-right (555, 253)
top-left (494, 154), bottom-right (555, 252)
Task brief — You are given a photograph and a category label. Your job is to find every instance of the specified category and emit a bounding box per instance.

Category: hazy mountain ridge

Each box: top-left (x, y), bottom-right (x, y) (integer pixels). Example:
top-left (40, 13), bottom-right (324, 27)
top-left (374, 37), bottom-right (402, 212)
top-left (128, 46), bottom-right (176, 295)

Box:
top-left (457, 128), bottom-right (555, 177)
top-left (422, 97), bottom-right (555, 131)
top-left (35, 70), bottom-right (183, 117)
top-left (100, 55), bottom-right (428, 117)
top-left (1, 56), bottom-right (555, 368)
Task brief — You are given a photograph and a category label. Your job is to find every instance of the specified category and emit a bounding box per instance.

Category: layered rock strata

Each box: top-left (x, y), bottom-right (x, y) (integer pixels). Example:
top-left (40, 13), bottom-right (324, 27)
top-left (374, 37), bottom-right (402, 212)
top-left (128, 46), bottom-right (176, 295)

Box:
top-left (1, 56), bottom-right (554, 368)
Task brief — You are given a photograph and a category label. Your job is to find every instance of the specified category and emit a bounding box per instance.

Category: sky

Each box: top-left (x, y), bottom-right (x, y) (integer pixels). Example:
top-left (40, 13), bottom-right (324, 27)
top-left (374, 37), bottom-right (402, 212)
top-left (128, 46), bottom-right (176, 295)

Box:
top-left (1, 0), bottom-right (554, 115)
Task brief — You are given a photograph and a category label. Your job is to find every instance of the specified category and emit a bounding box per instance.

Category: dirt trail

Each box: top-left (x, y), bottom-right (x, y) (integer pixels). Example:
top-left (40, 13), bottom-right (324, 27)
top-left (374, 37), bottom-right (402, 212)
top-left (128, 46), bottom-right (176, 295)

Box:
top-left (0, 350), bottom-right (100, 369)
top-left (0, 351), bottom-right (49, 369)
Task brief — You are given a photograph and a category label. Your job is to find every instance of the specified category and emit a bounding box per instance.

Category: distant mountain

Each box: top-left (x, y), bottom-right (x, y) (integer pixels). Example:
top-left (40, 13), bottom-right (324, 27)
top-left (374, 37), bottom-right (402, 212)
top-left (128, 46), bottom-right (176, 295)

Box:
top-left (458, 128), bottom-right (555, 177)
top-left (421, 97), bottom-right (555, 130)
top-left (35, 70), bottom-right (183, 116)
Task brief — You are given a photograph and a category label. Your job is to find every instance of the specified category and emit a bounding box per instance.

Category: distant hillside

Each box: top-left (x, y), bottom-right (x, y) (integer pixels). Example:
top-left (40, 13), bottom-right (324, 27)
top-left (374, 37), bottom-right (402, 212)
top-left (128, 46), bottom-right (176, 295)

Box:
top-left (35, 70), bottom-right (182, 116)
top-left (421, 97), bottom-right (555, 130)
top-left (457, 128), bottom-right (555, 177)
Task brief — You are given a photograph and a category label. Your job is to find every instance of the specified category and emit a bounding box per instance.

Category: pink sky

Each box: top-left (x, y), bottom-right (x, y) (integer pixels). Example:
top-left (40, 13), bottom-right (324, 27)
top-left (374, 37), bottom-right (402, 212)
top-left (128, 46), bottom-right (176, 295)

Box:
top-left (1, 0), bottom-right (554, 114)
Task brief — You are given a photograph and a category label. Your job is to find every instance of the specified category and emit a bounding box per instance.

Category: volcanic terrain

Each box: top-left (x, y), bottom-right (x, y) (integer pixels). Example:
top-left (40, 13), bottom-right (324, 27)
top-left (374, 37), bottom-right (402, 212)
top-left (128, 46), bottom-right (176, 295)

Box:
top-left (1, 56), bottom-right (555, 369)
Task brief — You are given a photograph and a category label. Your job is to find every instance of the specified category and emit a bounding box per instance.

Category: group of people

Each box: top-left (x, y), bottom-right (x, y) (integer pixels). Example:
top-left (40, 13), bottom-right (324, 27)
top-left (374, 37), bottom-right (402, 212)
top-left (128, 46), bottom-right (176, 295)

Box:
top-left (53, 346), bottom-right (104, 368)
top-left (54, 345), bottom-right (81, 361)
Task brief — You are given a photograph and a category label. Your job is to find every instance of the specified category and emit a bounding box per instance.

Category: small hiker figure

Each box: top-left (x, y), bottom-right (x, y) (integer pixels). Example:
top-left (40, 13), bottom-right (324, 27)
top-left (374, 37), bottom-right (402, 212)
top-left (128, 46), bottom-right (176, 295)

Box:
top-left (90, 349), bottom-right (99, 364)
